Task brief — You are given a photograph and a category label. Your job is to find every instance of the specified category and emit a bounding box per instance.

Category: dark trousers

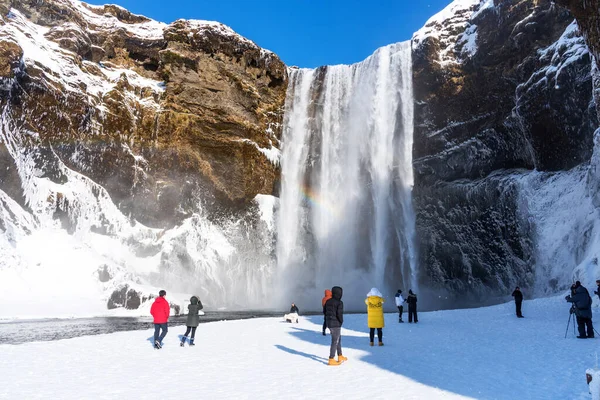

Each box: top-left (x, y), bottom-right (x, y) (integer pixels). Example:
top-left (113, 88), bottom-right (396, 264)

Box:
top-left (329, 327), bottom-right (342, 359)
top-left (322, 316), bottom-right (327, 334)
top-left (183, 326), bottom-right (197, 340)
top-left (576, 316), bottom-right (595, 338)
top-left (154, 323), bottom-right (168, 343)
top-left (369, 328), bottom-right (383, 342)
top-left (408, 306), bottom-right (418, 323)
top-left (515, 300), bottom-right (523, 317)
top-left (397, 305), bottom-right (404, 321)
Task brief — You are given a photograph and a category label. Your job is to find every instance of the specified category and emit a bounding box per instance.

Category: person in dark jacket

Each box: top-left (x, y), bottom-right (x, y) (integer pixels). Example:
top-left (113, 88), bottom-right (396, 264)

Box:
top-left (512, 286), bottom-right (524, 318)
top-left (180, 295), bottom-right (203, 347)
top-left (290, 303), bottom-right (299, 314)
top-left (324, 286), bottom-right (347, 366)
top-left (406, 290), bottom-right (418, 323)
top-left (150, 290), bottom-right (170, 349)
top-left (594, 280), bottom-right (600, 301)
top-left (566, 281), bottom-right (595, 339)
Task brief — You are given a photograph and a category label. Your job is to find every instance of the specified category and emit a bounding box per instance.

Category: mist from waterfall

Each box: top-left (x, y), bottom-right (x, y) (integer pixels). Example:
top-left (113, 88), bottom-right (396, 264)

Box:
top-left (276, 41), bottom-right (417, 309)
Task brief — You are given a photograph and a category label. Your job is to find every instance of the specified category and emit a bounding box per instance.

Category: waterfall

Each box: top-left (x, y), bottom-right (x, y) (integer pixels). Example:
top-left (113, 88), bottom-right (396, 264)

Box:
top-left (276, 41), bottom-right (417, 309)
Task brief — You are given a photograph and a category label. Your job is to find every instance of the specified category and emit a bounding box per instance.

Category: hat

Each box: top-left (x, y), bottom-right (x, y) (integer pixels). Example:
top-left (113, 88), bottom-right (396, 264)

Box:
top-left (159, 290), bottom-right (166, 296)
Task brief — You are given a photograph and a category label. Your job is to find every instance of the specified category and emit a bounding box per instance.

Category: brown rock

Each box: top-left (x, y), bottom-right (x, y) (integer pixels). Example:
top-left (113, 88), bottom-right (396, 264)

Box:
top-left (0, 0), bottom-right (287, 229)
top-left (0, 39), bottom-right (22, 79)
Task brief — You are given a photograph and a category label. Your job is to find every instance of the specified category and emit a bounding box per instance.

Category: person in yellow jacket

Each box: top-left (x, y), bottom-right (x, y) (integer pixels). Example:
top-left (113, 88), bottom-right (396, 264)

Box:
top-left (365, 288), bottom-right (384, 346)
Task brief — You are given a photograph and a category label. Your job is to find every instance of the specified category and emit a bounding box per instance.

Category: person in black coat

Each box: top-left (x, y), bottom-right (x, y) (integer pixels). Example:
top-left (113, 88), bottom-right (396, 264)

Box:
top-left (566, 281), bottom-right (595, 339)
top-left (324, 286), bottom-right (346, 365)
top-left (290, 303), bottom-right (299, 314)
top-left (512, 286), bottom-right (524, 318)
top-left (406, 290), bottom-right (418, 323)
top-left (180, 295), bottom-right (203, 346)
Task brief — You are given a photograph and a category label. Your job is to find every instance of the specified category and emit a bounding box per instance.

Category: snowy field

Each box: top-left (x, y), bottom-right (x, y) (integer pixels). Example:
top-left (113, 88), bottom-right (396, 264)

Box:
top-left (1, 296), bottom-right (598, 399)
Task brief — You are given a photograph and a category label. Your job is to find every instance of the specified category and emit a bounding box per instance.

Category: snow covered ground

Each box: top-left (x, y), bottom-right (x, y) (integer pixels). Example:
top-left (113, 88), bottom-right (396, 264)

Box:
top-left (0, 295), bottom-right (598, 399)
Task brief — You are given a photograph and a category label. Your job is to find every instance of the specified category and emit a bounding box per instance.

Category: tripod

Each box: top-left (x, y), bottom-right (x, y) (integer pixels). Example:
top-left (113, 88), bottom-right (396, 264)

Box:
top-left (565, 307), bottom-right (577, 338)
top-left (564, 306), bottom-right (600, 338)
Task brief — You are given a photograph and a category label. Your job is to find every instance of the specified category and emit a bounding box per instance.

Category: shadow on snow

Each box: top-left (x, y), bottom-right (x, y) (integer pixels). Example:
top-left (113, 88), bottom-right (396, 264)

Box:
top-left (276, 301), bottom-right (597, 400)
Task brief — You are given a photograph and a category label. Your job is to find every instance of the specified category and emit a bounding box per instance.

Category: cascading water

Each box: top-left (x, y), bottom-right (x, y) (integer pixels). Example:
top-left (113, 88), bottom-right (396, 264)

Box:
top-left (276, 41), bottom-right (417, 309)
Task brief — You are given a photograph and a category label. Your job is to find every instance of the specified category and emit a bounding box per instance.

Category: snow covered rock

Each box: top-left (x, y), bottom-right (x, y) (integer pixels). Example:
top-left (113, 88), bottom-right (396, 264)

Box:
top-left (555, 0), bottom-right (600, 67)
top-left (412, 0), bottom-right (597, 301)
top-left (0, 0), bottom-right (287, 229)
top-left (0, 0), bottom-right (284, 316)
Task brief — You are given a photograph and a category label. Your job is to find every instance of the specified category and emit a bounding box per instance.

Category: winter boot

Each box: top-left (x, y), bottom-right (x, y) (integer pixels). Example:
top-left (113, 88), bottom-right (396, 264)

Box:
top-left (180, 338), bottom-right (186, 347)
top-left (379, 342), bottom-right (384, 346)
top-left (189, 339), bottom-right (195, 346)
top-left (399, 319), bottom-right (404, 323)
top-left (154, 340), bottom-right (162, 349)
top-left (338, 355), bottom-right (348, 363)
top-left (369, 342), bottom-right (374, 347)
top-left (328, 358), bottom-right (341, 366)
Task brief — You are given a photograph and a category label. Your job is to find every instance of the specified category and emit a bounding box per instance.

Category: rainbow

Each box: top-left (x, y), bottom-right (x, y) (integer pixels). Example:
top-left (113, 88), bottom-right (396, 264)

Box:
top-left (299, 184), bottom-right (340, 219)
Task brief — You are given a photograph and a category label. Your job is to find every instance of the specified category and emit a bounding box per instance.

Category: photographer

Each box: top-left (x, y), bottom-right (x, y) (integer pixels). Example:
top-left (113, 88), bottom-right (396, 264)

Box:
top-left (566, 281), bottom-right (595, 339)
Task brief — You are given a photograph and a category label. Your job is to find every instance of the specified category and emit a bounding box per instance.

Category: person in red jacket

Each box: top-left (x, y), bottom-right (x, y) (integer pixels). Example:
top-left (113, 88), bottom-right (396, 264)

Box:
top-left (150, 290), bottom-right (170, 349)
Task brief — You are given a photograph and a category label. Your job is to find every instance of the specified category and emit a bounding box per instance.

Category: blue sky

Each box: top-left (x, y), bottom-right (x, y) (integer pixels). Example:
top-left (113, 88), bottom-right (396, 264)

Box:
top-left (86, 0), bottom-right (453, 68)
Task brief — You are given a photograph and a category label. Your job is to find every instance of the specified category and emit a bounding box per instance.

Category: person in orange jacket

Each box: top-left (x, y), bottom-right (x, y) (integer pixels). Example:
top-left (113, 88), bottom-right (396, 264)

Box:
top-left (365, 288), bottom-right (384, 346)
top-left (150, 290), bottom-right (170, 349)
top-left (321, 289), bottom-right (332, 336)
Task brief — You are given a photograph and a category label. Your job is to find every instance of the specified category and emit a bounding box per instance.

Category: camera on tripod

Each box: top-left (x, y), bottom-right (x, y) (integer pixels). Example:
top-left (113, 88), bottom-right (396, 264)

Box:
top-left (570, 304), bottom-right (577, 315)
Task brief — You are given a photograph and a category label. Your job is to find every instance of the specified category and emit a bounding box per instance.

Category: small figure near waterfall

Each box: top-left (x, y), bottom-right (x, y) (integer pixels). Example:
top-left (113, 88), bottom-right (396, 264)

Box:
top-left (395, 289), bottom-right (404, 323)
top-left (407, 290), bottom-right (418, 323)
top-left (594, 280), bottom-right (600, 301)
top-left (284, 303), bottom-right (299, 323)
top-left (511, 286), bottom-right (524, 318)
top-left (180, 295), bottom-right (203, 347)
top-left (290, 303), bottom-right (299, 314)
top-left (322, 289), bottom-right (332, 335)
top-left (150, 290), bottom-right (170, 349)
top-left (365, 288), bottom-right (385, 346)
top-left (325, 286), bottom-right (346, 366)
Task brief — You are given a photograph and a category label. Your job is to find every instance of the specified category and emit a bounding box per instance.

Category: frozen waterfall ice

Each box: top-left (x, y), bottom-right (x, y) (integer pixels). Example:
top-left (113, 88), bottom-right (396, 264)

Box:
top-left (276, 41), bottom-right (418, 309)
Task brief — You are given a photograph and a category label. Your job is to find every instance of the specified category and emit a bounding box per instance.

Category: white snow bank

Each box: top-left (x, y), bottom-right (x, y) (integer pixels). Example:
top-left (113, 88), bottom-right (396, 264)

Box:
top-left (0, 296), bottom-right (598, 399)
top-left (517, 167), bottom-right (600, 297)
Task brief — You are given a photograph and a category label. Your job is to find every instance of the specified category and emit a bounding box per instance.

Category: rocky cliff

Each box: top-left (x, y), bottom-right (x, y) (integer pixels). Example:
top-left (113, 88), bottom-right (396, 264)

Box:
top-left (0, 0), bottom-right (286, 316)
top-left (0, 0), bottom-right (287, 229)
top-left (556, 0), bottom-right (600, 66)
top-left (2, 0), bottom-right (600, 315)
top-left (412, 0), bottom-right (599, 301)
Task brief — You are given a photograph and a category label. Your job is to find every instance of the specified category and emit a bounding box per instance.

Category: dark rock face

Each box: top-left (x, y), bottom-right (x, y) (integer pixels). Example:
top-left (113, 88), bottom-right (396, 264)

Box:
top-left (412, 0), bottom-right (597, 298)
top-left (555, 0), bottom-right (600, 66)
top-left (107, 285), bottom-right (180, 314)
top-left (107, 285), bottom-right (143, 310)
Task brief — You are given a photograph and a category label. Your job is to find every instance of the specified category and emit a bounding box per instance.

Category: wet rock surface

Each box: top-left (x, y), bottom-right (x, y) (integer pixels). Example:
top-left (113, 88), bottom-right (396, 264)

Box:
top-left (412, 0), bottom-right (598, 298)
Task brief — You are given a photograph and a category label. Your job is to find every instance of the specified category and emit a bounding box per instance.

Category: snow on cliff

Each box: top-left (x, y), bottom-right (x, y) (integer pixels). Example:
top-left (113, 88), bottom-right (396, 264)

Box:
top-left (412, 0), bottom-right (495, 65)
top-left (0, 0), bottom-right (279, 318)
